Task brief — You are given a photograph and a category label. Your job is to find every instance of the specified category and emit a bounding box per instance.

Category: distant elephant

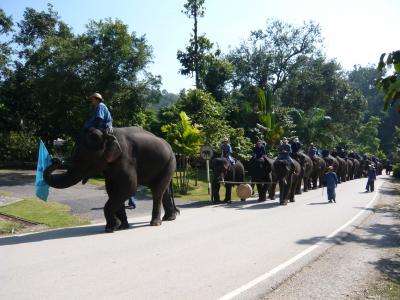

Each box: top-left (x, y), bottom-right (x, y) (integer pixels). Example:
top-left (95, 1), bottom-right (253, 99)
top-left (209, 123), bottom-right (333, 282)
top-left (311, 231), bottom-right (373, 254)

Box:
top-left (322, 151), bottom-right (339, 174)
top-left (345, 158), bottom-right (354, 180)
top-left (273, 159), bottom-right (301, 205)
top-left (291, 151), bottom-right (313, 194)
top-left (248, 155), bottom-right (275, 201)
top-left (334, 156), bottom-right (347, 183)
top-left (211, 157), bottom-right (245, 203)
top-left (44, 127), bottom-right (179, 233)
top-left (310, 156), bottom-right (326, 189)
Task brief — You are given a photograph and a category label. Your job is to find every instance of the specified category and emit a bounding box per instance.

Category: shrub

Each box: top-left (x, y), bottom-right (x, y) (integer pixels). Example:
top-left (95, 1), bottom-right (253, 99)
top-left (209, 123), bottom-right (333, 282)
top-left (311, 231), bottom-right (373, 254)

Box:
top-left (0, 131), bottom-right (38, 163)
top-left (393, 163), bottom-right (400, 178)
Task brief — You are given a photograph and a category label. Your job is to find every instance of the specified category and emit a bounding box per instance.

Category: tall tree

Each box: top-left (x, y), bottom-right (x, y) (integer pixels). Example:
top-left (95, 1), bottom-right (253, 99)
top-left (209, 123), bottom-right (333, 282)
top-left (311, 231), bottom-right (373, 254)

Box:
top-left (178, 0), bottom-right (206, 88)
top-left (228, 19), bottom-right (322, 93)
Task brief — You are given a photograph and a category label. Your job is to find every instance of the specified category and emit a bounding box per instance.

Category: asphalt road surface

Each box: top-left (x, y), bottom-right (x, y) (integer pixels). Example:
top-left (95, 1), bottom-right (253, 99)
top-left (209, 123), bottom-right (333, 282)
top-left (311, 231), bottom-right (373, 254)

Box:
top-left (0, 171), bottom-right (392, 299)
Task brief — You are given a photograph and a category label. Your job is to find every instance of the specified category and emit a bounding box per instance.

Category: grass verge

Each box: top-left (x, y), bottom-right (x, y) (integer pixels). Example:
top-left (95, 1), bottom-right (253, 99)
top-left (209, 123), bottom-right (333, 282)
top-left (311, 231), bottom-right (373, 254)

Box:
top-left (0, 199), bottom-right (89, 229)
top-left (0, 219), bottom-right (24, 235)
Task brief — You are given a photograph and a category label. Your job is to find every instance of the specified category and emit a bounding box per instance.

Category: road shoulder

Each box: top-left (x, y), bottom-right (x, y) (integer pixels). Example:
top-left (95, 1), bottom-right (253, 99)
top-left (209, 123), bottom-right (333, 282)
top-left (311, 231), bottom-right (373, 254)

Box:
top-left (263, 177), bottom-right (400, 300)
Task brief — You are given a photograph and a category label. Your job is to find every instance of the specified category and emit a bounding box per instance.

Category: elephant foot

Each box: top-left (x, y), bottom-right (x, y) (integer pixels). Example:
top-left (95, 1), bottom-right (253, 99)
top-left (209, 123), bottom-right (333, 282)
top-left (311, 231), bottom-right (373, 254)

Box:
top-left (296, 191), bottom-right (302, 195)
top-left (258, 198), bottom-right (266, 202)
top-left (279, 201), bottom-right (288, 206)
top-left (224, 200), bottom-right (232, 204)
top-left (213, 200), bottom-right (222, 204)
top-left (105, 219), bottom-right (122, 233)
top-left (290, 199), bottom-right (295, 202)
top-left (240, 199), bottom-right (246, 202)
top-left (118, 221), bottom-right (130, 230)
top-left (162, 213), bottom-right (177, 221)
top-left (150, 218), bottom-right (162, 226)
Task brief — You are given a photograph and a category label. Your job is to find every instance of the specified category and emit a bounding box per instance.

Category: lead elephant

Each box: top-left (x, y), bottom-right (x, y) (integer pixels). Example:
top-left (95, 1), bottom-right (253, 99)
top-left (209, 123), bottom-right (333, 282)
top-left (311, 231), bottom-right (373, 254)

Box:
top-left (247, 155), bottom-right (275, 201)
top-left (273, 159), bottom-right (301, 205)
top-left (211, 157), bottom-right (245, 203)
top-left (44, 127), bottom-right (179, 232)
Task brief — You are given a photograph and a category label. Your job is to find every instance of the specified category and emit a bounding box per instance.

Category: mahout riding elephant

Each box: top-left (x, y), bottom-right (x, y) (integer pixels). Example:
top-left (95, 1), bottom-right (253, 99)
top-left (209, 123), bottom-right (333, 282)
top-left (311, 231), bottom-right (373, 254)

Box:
top-left (211, 157), bottom-right (245, 203)
top-left (291, 151), bottom-right (313, 194)
top-left (44, 127), bottom-right (179, 233)
top-left (273, 159), bottom-right (301, 205)
top-left (309, 156), bottom-right (326, 189)
top-left (248, 155), bottom-right (275, 201)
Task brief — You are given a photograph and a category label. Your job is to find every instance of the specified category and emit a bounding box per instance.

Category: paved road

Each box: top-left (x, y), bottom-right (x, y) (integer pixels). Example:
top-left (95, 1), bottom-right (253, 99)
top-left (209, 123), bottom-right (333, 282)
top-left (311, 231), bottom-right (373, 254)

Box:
top-left (0, 172), bottom-right (391, 299)
top-left (0, 170), bottom-right (205, 222)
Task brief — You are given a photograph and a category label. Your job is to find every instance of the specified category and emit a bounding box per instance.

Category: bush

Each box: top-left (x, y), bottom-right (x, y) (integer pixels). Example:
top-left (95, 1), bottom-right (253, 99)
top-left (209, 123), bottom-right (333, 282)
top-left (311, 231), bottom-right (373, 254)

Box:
top-left (0, 131), bottom-right (38, 163)
top-left (393, 163), bottom-right (400, 178)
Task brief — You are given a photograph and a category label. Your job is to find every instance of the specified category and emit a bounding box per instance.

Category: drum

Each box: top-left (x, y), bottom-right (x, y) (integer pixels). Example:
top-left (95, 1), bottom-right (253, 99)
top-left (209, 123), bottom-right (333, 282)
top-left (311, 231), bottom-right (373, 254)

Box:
top-left (236, 184), bottom-right (252, 200)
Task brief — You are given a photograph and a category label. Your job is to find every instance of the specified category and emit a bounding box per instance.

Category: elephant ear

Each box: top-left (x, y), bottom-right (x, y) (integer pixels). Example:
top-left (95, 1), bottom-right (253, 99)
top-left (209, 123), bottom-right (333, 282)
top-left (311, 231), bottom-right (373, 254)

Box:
top-left (104, 134), bottom-right (122, 163)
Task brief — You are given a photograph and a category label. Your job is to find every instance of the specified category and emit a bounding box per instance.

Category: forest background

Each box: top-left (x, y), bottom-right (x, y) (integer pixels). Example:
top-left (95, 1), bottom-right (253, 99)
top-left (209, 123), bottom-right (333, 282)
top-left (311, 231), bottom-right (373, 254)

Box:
top-left (0, 1), bottom-right (399, 174)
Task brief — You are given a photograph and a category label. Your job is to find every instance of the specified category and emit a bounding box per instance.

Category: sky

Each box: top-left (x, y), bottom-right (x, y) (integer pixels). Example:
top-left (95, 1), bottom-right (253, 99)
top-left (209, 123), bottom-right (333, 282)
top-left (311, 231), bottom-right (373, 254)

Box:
top-left (1, 0), bottom-right (399, 94)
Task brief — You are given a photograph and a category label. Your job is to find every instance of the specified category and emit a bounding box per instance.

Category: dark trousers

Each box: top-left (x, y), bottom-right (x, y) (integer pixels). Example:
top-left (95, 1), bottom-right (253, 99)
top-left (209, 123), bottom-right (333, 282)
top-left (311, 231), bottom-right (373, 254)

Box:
top-left (366, 179), bottom-right (375, 192)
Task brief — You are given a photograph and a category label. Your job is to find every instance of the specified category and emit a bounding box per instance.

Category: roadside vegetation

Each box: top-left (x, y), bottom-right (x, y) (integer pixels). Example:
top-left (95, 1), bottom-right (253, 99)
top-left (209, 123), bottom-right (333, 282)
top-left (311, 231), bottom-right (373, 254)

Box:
top-left (0, 198), bottom-right (89, 235)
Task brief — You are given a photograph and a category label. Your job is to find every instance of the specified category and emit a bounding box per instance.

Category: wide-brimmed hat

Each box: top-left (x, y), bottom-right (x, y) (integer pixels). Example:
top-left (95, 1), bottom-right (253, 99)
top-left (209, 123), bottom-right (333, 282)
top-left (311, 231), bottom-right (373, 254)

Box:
top-left (328, 166), bottom-right (333, 170)
top-left (223, 137), bottom-right (229, 142)
top-left (89, 92), bottom-right (103, 101)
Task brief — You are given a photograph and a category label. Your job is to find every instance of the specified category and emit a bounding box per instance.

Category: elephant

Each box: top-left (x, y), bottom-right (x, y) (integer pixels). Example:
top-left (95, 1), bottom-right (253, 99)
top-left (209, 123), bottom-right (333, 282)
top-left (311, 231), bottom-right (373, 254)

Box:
top-left (350, 158), bottom-right (361, 179)
top-left (309, 156), bottom-right (326, 189)
top-left (273, 159), bottom-right (301, 205)
top-left (334, 156), bottom-right (347, 183)
top-left (345, 158), bottom-right (354, 180)
top-left (247, 155), bottom-right (275, 201)
top-left (44, 127), bottom-right (179, 233)
top-left (211, 157), bottom-right (245, 203)
top-left (291, 151), bottom-right (313, 194)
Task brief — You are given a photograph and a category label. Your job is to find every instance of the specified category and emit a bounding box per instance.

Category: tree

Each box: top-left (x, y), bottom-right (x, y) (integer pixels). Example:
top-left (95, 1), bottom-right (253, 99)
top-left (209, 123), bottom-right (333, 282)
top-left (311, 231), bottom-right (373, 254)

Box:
top-left (355, 116), bottom-right (382, 155)
top-left (376, 50), bottom-right (400, 111)
top-left (161, 111), bottom-right (204, 194)
top-left (2, 5), bottom-right (161, 144)
top-left (228, 19), bottom-right (322, 93)
top-left (178, 0), bottom-right (206, 88)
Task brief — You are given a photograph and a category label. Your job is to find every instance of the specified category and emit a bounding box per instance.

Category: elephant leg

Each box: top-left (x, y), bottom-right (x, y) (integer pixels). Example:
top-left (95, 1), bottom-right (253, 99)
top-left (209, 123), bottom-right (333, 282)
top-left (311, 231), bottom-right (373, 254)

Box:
top-left (279, 181), bottom-right (288, 205)
top-left (224, 184), bottom-right (232, 203)
top-left (162, 185), bottom-right (179, 221)
top-left (150, 173), bottom-right (172, 226)
top-left (303, 177), bottom-right (309, 192)
top-left (212, 181), bottom-right (221, 203)
top-left (257, 184), bottom-right (265, 201)
top-left (104, 198), bottom-right (125, 233)
top-left (116, 205), bottom-right (129, 230)
top-left (251, 183), bottom-right (256, 196)
top-left (269, 183), bottom-right (276, 200)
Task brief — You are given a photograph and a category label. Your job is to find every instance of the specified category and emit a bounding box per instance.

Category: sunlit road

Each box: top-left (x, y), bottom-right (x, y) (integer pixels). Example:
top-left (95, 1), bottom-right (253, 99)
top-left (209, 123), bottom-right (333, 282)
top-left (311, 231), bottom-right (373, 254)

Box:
top-left (0, 175), bottom-right (388, 300)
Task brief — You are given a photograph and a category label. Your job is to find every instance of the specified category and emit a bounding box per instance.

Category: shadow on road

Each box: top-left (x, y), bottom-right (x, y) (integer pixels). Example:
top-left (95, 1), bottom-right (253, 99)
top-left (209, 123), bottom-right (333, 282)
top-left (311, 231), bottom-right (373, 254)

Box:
top-left (296, 178), bottom-right (400, 287)
top-left (0, 221), bottom-right (150, 246)
top-left (0, 172), bottom-right (36, 186)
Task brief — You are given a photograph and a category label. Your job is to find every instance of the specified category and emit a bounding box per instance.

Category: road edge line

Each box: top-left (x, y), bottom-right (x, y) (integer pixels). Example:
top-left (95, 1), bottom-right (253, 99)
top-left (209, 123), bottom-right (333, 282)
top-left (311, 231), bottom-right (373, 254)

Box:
top-left (219, 180), bottom-right (383, 300)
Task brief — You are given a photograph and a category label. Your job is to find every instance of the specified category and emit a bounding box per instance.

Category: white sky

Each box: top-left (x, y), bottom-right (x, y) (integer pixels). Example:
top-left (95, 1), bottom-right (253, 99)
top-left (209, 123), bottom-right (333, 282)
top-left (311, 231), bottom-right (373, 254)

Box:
top-left (2, 0), bottom-right (399, 93)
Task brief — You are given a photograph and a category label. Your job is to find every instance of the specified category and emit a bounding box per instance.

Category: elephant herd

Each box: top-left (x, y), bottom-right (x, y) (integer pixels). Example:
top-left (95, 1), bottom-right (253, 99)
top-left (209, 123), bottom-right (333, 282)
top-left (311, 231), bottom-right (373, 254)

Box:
top-left (211, 150), bottom-right (384, 206)
top-left (43, 126), bottom-right (385, 233)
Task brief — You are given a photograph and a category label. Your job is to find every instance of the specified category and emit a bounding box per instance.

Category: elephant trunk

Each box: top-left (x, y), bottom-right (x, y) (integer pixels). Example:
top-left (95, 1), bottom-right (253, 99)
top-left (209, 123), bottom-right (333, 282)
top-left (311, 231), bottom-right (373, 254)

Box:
top-left (44, 159), bottom-right (83, 189)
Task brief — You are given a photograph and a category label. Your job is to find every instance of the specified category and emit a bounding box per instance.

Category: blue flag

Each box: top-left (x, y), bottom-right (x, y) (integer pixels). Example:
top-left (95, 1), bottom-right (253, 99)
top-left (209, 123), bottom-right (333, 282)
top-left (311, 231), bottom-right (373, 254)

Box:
top-left (35, 140), bottom-right (52, 201)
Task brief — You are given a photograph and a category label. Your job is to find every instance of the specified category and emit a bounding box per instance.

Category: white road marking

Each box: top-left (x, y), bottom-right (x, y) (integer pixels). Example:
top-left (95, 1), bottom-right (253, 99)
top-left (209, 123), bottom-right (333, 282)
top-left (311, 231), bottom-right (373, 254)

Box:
top-left (219, 181), bottom-right (383, 300)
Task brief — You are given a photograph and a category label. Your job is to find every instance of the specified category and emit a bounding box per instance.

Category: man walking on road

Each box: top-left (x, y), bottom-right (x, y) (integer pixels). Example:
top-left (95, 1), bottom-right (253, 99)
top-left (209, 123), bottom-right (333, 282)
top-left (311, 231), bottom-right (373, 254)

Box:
top-left (324, 166), bottom-right (338, 203)
top-left (365, 165), bottom-right (377, 192)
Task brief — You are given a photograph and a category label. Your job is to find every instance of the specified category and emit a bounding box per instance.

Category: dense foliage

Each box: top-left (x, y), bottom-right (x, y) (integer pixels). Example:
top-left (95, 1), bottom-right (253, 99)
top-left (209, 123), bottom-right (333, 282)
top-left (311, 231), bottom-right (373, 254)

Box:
top-left (0, 2), bottom-right (397, 167)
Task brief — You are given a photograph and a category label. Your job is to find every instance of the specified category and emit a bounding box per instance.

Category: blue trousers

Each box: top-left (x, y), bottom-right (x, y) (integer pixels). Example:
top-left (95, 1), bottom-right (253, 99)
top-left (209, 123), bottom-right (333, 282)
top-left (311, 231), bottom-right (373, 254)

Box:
top-left (366, 180), bottom-right (375, 192)
top-left (327, 187), bottom-right (336, 201)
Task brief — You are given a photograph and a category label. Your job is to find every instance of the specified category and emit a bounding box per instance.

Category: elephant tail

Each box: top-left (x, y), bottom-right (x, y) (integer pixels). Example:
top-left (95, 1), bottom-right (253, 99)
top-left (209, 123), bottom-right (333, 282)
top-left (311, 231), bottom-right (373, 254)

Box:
top-left (169, 180), bottom-right (180, 215)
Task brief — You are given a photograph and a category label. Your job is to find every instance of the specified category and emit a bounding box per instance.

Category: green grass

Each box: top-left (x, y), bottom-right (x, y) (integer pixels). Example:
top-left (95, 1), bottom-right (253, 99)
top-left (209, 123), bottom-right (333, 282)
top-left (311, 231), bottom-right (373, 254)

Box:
top-left (0, 199), bottom-right (89, 229)
top-left (88, 177), bottom-right (105, 186)
top-left (0, 190), bottom-right (13, 197)
top-left (0, 219), bottom-right (24, 234)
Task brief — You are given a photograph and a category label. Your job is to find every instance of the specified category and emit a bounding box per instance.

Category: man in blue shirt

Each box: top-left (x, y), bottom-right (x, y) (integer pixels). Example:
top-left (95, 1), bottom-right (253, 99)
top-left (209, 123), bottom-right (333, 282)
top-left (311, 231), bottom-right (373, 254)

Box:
top-left (324, 166), bottom-right (338, 203)
top-left (252, 140), bottom-right (266, 159)
top-left (84, 92), bottom-right (113, 132)
top-left (221, 137), bottom-right (235, 165)
top-left (278, 137), bottom-right (292, 160)
top-left (366, 165), bottom-right (377, 192)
